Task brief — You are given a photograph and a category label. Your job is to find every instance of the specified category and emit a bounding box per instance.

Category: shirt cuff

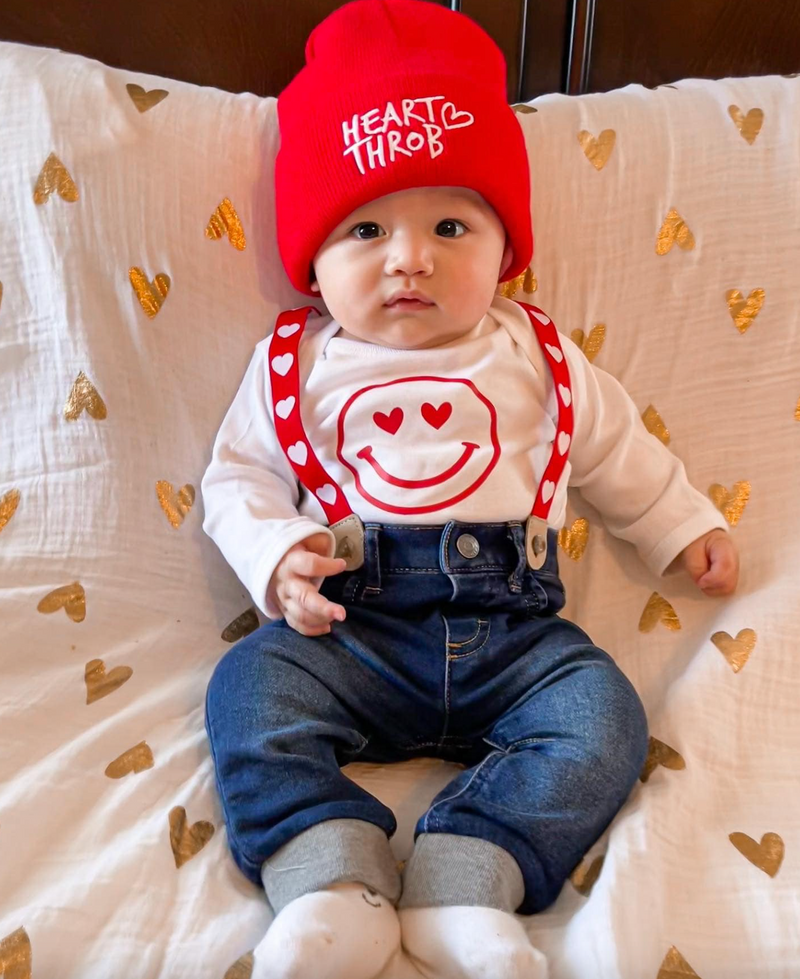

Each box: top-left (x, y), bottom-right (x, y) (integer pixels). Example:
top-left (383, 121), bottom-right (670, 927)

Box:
top-left (640, 509), bottom-right (731, 578)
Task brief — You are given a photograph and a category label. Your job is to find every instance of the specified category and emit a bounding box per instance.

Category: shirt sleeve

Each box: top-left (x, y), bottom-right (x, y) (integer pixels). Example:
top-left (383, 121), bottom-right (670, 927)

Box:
top-left (201, 341), bottom-right (336, 619)
top-left (562, 335), bottom-right (729, 576)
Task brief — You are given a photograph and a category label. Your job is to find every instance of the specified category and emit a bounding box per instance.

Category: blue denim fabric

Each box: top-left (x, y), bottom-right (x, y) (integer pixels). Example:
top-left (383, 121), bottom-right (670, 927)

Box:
top-left (205, 521), bottom-right (649, 915)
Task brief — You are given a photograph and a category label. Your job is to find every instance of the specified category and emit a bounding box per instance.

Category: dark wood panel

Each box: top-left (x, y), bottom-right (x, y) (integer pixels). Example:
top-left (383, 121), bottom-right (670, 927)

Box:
top-left (583, 0), bottom-right (800, 94)
top-left (462, 0), bottom-right (526, 102)
top-left (0, 0), bottom-right (450, 98)
top-left (519, 0), bottom-right (572, 100)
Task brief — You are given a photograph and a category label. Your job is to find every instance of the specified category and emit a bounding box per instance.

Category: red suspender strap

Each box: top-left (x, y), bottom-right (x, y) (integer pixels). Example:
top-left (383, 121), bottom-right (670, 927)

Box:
top-left (267, 306), bottom-right (355, 525)
top-left (514, 302), bottom-right (574, 521)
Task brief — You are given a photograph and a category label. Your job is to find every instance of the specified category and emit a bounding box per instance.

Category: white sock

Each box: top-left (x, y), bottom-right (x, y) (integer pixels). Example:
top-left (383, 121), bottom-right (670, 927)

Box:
top-left (253, 882), bottom-right (401, 979)
top-left (399, 906), bottom-right (548, 979)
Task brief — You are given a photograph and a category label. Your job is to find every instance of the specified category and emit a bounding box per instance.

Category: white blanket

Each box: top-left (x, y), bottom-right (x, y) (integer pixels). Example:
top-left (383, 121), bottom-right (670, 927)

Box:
top-left (0, 39), bottom-right (798, 978)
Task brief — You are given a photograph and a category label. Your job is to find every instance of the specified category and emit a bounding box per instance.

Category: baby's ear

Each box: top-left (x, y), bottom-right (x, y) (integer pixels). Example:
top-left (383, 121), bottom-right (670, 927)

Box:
top-left (498, 239), bottom-right (514, 279)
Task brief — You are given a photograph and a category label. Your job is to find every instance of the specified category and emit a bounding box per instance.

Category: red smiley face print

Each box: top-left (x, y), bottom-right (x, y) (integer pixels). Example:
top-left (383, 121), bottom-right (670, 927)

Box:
top-left (337, 376), bottom-right (500, 514)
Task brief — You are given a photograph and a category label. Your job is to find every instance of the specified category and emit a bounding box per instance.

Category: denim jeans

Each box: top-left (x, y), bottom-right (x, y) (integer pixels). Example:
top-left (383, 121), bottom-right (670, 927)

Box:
top-left (205, 520), bottom-right (649, 915)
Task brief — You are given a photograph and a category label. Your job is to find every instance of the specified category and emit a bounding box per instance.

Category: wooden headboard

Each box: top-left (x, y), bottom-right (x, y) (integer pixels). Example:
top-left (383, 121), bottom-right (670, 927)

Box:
top-left (1, 0), bottom-right (799, 102)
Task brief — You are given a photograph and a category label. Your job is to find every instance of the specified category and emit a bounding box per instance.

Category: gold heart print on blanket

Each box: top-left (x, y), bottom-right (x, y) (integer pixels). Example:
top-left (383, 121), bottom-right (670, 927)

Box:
top-left (206, 198), bottom-right (247, 251)
top-left (656, 209), bottom-right (695, 255)
top-left (511, 104), bottom-right (538, 114)
top-left (223, 952), bottom-right (255, 979)
top-left (156, 481), bottom-right (195, 528)
top-left (711, 628), bottom-right (756, 673)
top-left (37, 582), bottom-right (86, 622)
top-left (728, 105), bottom-right (764, 144)
top-left (498, 266), bottom-right (537, 299)
top-left (169, 806), bottom-right (215, 868)
top-left (708, 480), bottom-right (750, 526)
top-left (570, 854), bottom-right (604, 896)
top-left (105, 741), bottom-right (154, 778)
top-left (726, 288), bottom-right (765, 333)
top-left (571, 325), bottom-right (605, 362)
top-left (33, 152), bottom-right (79, 204)
top-left (222, 608), bottom-right (260, 643)
top-left (129, 267), bottom-right (171, 318)
top-left (729, 831), bottom-right (784, 877)
top-left (642, 405), bottom-right (670, 445)
top-left (126, 83), bottom-right (169, 112)
top-left (85, 658), bottom-right (133, 704)
top-left (558, 518), bottom-right (589, 560)
top-left (577, 129), bottom-right (616, 170)
top-left (657, 946), bottom-right (702, 978)
top-left (639, 592), bottom-right (681, 633)
top-left (0, 488), bottom-right (21, 534)
top-left (640, 736), bottom-right (686, 783)
top-left (0, 926), bottom-right (32, 979)
top-left (63, 371), bottom-right (107, 421)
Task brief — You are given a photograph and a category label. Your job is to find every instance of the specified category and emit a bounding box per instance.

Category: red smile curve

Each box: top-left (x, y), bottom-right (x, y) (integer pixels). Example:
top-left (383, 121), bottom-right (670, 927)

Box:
top-left (356, 442), bottom-right (479, 488)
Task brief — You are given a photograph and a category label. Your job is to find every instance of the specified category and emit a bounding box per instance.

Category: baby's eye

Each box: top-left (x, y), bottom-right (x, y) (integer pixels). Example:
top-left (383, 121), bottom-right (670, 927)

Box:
top-left (350, 222), bottom-right (383, 240)
top-left (436, 219), bottom-right (467, 238)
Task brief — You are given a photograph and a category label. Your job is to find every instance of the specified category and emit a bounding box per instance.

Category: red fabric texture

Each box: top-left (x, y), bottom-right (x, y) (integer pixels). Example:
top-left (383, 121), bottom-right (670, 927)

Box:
top-left (275, 0), bottom-right (534, 296)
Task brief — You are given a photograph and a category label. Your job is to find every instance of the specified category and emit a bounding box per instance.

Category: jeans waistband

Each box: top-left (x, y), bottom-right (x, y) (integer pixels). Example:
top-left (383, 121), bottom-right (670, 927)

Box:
top-left (321, 521), bottom-right (564, 616)
top-left (362, 521), bottom-right (560, 579)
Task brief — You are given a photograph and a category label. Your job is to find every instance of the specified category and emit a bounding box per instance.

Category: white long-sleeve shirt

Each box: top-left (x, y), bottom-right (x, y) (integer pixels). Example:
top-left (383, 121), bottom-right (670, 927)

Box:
top-left (202, 295), bottom-right (727, 618)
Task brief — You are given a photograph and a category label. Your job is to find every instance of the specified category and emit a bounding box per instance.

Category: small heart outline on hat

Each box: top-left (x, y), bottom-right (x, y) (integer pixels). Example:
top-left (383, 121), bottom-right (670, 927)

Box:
top-left (441, 103), bottom-right (475, 130)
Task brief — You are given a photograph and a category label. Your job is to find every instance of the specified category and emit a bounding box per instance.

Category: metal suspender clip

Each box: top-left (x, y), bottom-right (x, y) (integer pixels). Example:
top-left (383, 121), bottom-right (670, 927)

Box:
top-left (329, 513), bottom-right (365, 571)
top-left (525, 514), bottom-right (549, 571)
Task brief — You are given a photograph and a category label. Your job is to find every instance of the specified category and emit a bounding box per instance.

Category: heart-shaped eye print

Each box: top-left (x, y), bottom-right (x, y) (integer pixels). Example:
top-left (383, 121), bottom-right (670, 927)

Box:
top-left (374, 407), bottom-right (403, 434)
top-left (421, 402), bottom-right (452, 429)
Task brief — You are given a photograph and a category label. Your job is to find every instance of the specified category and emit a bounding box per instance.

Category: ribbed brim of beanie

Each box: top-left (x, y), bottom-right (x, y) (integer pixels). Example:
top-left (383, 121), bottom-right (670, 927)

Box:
top-left (275, 0), bottom-right (533, 296)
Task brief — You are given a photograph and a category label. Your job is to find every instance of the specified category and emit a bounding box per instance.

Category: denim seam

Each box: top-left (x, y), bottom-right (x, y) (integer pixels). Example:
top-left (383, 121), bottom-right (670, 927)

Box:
top-left (423, 749), bottom-right (503, 832)
top-left (390, 566), bottom-right (441, 573)
top-left (446, 618), bottom-right (488, 648)
top-left (440, 611), bottom-right (452, 743)
top-left (447, 619), bottom-right (492, 660)
top-left (205, 685), bottom-right (262, 878)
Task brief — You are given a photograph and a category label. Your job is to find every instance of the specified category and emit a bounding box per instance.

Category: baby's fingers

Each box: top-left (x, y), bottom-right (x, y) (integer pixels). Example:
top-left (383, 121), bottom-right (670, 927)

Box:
top-left (287, 548), bottom-right (347, 579)
top-left (698, 545), bottom-right (739, 595)
top-left (286, 581), bottom-right (346, 635)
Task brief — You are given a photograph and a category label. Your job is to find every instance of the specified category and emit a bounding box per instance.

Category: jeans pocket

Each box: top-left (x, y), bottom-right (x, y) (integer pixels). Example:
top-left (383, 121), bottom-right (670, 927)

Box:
top-left (444, 614), bottom-right (492, 659)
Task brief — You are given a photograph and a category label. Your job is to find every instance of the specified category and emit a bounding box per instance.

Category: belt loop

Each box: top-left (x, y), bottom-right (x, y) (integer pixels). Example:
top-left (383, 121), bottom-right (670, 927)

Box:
top-left (506, 522), bottom-right (527, 593)
top-left (439, 521), bottom-right (456, 574)
top-left (363, 524), bottom-right (382, 594)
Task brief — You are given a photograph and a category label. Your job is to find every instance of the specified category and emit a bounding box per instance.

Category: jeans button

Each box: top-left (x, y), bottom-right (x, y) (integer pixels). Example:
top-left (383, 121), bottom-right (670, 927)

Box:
top-left (456, 533), bottom-right (480, 559)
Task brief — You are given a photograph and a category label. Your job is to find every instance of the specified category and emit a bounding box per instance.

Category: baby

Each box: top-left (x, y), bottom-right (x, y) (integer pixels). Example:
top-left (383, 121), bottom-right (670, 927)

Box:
top-left (202, 2), bottom-right (740, 978)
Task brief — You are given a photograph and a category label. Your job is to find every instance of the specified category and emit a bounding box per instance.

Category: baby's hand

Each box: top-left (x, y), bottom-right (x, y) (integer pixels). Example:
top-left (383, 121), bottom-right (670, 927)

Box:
top-left (272, 532), bottom-right (347, 636)
top-left (677, 528), bottom-right (740, 597)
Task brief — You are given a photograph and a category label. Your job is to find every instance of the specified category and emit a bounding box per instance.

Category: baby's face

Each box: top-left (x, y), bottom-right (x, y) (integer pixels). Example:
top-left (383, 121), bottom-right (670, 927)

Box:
top-left (310, 186), bottom-right (512, 349)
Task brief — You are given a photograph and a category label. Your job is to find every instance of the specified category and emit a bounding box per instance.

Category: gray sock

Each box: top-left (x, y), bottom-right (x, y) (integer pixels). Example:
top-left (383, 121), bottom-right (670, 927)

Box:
top-left (261, 818), bottom-right (402, 915)
top-left (398, 833), bottom-right (525, 912)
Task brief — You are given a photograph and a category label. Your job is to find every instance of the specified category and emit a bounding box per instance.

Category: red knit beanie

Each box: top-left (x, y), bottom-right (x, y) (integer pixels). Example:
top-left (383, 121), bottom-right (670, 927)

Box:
top-left (275, 0), bottom-right (533, 296)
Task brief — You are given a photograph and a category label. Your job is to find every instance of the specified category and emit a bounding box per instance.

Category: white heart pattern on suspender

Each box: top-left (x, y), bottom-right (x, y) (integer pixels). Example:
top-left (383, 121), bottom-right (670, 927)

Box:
top-left (275, 396), bottom-right (296, 420)
top-left (287, 441), bottom-right (308, 466)
top-left (271, 353), bottom-right (294, 376)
